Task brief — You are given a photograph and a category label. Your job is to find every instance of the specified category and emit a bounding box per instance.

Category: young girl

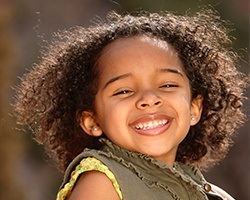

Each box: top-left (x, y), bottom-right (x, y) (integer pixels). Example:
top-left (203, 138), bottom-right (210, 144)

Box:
top-left (13, 9), bottom-right (248, 200)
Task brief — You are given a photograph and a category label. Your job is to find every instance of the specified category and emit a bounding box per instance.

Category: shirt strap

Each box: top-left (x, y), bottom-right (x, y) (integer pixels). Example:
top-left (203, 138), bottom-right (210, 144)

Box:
top-left (56, 157), bottom-right (122, 200)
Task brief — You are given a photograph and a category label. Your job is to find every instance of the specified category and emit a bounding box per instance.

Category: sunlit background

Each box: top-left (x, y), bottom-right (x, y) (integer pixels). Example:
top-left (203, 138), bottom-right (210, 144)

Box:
top-left (0, 0), bottom-right (249, 199)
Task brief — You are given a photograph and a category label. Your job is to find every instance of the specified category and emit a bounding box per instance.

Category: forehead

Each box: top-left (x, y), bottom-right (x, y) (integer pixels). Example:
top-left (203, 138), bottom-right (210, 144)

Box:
top-left (95, 35), bottom-right (186, 85)
top-left (96, 35), bottom-right (180, 68)
top-left (101, 35), bottom-right (174, 55)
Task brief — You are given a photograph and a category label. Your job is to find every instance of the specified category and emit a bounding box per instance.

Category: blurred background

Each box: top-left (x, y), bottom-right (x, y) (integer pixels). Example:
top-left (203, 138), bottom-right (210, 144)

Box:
top-left (0, 0), bottom-right (249, 199)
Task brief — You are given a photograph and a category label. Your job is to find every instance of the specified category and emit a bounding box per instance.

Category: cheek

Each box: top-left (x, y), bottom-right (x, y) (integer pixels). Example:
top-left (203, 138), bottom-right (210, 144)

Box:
top-left (95, 98), bottom-right (126, 130)
top-left (169, 92), bottom-right (192, 110)
top-left (169, 93), bottom-right (192, 127)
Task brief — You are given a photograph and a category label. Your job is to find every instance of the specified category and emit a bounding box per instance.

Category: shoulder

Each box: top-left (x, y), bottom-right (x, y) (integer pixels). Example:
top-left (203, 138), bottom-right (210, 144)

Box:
top-left (68, 170), bottom-right (120, 200)
top-left (211, 184), bottom-right (235, 200)
top-left (58, 156), bottom-right (122, 200)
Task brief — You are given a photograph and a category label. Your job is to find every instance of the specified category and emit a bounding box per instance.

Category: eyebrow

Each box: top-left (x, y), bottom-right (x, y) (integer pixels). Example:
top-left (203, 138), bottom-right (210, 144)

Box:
top-left (159, 68), bottom-right (184, 77)
top-left (103, 73), bottom-right (132, 89)
top-left (103, 68), bottom-right (184, 89)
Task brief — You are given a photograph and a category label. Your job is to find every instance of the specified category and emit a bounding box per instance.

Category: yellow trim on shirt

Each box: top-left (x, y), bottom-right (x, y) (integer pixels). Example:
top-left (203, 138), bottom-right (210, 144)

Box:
top-left (56, 157), bottom-right (122, 200)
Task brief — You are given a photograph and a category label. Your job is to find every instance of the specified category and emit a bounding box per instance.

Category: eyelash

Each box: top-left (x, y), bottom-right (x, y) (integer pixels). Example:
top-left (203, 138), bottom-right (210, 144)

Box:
top-left (160, 83), bottom-right (179, 88)
top-left (113, 89), bottom-right (133, 96)
top-left (112, 84), bottom-right (179, 96)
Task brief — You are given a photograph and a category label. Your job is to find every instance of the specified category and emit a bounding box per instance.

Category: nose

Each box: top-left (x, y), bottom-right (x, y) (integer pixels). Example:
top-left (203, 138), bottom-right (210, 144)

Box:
top-left (136, 91), bottom-right (163, 109)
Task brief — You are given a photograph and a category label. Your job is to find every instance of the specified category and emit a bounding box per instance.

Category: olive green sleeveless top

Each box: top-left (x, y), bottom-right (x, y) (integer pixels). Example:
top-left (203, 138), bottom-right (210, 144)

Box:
top-left (57, 139), bottom-right (224, 200)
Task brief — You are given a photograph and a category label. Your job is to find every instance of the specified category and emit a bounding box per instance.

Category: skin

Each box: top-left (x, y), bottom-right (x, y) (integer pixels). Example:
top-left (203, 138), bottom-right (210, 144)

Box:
top-left (75, 35), bottom-right (203, 199)
top-left (68, 171), bottom-right (120, 200)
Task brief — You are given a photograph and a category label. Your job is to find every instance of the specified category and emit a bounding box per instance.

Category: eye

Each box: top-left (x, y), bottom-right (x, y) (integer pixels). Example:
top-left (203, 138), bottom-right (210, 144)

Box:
top-left (113, 89), bottom-right (134, 96)
top-left (159, 83), bottom-right (179, 89)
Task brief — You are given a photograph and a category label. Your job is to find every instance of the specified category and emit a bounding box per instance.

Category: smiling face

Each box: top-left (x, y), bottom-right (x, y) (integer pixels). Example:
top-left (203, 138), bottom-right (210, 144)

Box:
top-left (81, 35), bottom-right (203, 166)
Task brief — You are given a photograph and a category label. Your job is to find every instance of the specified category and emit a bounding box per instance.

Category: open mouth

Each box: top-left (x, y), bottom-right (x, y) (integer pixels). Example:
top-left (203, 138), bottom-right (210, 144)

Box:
top-left (130, 114), bottom-right (172, 136)
top-left (134, 119), bottom-right (168, 130)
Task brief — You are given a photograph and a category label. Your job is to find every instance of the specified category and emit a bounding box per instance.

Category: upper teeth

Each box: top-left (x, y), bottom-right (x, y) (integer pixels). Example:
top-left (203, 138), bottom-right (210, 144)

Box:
top-left (135, 120), bottom-right (168, 130)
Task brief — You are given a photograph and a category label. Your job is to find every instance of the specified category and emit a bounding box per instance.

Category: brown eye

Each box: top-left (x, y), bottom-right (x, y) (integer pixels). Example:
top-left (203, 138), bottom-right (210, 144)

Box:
top-left (160, 84), bottom-right (178, 88)
top-left (113, 89), bottom-right (133, 96)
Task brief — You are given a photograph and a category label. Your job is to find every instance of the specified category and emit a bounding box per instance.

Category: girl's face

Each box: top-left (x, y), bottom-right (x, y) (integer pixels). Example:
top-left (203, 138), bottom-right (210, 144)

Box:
top-left (82, 36), bottom-right (203, 166)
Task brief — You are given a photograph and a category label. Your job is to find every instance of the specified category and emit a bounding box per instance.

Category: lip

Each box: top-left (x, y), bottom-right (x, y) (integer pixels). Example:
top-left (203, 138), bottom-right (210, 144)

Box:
top-left (129, 114), bottom-right (173, 136)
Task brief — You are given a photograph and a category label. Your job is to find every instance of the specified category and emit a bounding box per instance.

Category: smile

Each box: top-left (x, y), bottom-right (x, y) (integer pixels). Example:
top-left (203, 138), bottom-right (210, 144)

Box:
top-left (134, 120), bottom-right (168, 130)
top-left (130, 114), bottom-right (172, 136)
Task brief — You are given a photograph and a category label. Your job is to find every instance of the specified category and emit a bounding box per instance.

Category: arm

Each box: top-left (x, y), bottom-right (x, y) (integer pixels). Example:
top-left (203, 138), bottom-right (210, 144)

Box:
top-left (68, 171), bottom-right (120, 200)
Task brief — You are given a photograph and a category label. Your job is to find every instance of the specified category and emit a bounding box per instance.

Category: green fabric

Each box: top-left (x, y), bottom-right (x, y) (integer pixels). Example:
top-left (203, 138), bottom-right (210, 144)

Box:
top-left (59, 138), bottom-right (223, 200)
top-left (57, 157), bottom-right (122, 200)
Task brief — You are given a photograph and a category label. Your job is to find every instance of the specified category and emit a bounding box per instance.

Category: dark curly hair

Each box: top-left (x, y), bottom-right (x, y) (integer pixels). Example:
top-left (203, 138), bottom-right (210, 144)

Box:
top-left (13, 9), bottom-right (248, 172)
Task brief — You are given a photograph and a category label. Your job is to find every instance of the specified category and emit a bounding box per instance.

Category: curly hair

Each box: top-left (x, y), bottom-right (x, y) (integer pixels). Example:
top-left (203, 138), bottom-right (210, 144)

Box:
top-left (13, 9), bottom-right (248, 172)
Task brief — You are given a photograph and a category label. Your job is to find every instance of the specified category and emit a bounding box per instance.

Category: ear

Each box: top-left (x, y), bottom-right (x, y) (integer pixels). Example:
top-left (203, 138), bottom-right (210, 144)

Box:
top-left (80, 111), bottom-right (103, 137)
top-left (190, 95), bottom-right (203, 126)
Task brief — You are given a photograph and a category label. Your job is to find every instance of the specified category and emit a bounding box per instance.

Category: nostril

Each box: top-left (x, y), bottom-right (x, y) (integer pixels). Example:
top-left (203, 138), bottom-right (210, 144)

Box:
top-left (141, 103), bottom-right (148, 107)
top-left (154, 101), bottom-right (162, 105)
top-left (155, 101), bottom-right (160, 105)
top-left (139, 100), bottom-right (162, 108)
top-left (137, 94), bottom-right (163, 109)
